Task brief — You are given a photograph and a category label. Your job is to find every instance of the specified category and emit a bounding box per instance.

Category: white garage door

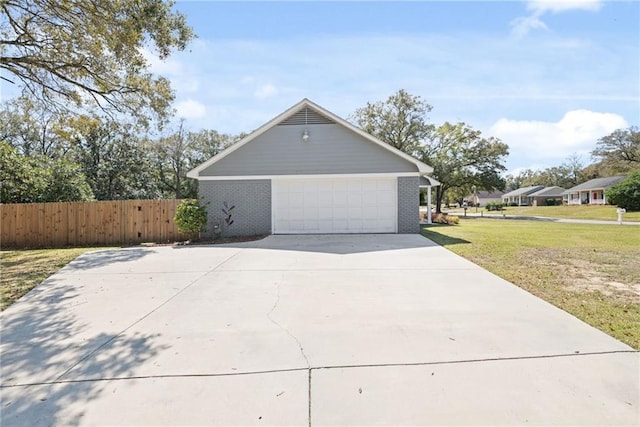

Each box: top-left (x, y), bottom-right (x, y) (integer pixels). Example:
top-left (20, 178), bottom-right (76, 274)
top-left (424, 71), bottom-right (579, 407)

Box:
top-left (272, 177), bottom-right (397, 234)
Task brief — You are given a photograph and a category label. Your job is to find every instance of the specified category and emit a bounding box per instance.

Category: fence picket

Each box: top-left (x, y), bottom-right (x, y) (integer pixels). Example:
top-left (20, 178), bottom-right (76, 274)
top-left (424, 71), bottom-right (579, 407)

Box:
top-left (0, 199), bottom-right (187, 248)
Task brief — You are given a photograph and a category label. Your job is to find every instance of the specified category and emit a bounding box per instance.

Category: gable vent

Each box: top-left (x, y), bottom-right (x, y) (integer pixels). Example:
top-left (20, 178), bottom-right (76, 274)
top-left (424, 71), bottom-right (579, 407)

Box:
top-left (279, 107), bottom-right (335, 126)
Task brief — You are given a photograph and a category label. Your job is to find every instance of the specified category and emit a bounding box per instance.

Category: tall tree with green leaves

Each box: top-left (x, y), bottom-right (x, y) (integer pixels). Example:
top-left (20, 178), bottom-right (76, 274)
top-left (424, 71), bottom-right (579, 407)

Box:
top-left (67, 115), bottom-right (158, 200)
top-left (351, 89), bottom-right (433, 155)
top-left (592, 127), bottom-right (640, 173)
top-left (0, 97), bottom-right (73, 157)
top-left (0, 141), bottom-right (93, 203)
top-left (149, 123), bottom-right (242, 199)
top-left (352, 90), bottom-right (508, 213)
top-left (420, 122), bottom-right (508, 213)
top-left (1, 0), bottom-right (194, 126)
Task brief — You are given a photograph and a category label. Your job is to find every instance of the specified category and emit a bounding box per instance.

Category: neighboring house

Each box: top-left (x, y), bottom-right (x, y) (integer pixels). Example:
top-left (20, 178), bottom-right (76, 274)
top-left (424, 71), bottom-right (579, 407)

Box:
top-left (465, 190), bottom-right (504, 207)
top-left (563, 176), bottom-right (626, 205)
top-left (502, 186), bottom-right (544, 206)
top-left (187, 98), bottom-right (437, 237)
top-left (528, 186), bottom-right (566, 206)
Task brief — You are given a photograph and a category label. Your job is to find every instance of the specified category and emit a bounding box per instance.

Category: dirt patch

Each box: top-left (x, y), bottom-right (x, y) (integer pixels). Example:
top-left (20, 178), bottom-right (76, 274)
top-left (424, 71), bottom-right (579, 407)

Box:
top-left (522, 248), bottom-right (640, 304)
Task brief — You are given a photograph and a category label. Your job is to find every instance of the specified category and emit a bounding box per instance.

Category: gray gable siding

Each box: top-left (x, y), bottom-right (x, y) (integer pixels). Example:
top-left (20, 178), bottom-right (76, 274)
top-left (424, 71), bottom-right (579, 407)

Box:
top-left (199, 123), bottom-right (418, 176)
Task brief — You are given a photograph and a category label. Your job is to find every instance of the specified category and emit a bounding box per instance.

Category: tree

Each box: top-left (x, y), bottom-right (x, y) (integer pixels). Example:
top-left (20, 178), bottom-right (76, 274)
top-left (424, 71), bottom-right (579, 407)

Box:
top-left (505, 169), bottom-right (536, 191)
top-left (350, 89), bottom-right (433, 155)
top-left (592, 127), bottom-right (640, 173)
top-left (420, 122), bottom-right (508, 213)
top-left (0, 141), bottom-right (48, 202)
top-left (519, 154), bottom-right (586, 189)
top-left (0, 97), bottom-right (72, 157)
top-left (42, 157), bottom-right (94, 202)
top-left (0, 141), bottom-right (93, 202)
top-left (150, 124), bottom-right (242, 199)
top-left (352, 91), bottom-right (508, 213)
top-left (1, 0), bottom-right (194, 125)
top-left (606, 172), bottom-right (640, 211)
top-left (67, 115), bottom-right (159, 200)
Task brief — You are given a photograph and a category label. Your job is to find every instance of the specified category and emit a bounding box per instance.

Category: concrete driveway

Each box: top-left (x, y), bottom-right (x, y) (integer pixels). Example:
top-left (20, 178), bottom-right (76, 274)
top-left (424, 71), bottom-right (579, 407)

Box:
top-left (1, 234), bottom-right (637, 426)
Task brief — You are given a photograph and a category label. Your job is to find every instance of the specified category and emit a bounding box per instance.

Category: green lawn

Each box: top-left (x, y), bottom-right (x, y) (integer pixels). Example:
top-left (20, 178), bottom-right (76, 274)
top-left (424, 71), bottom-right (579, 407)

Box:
top-left (444, 204), bottom-right (640, 221)
top-left (421, 219), bottom-right (640, 349)
top-left (1, 248), bottom-right (108, 311)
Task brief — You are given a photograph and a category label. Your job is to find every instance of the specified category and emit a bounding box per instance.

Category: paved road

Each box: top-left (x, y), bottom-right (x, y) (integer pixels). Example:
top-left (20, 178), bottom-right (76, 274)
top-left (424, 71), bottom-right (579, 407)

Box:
top-left (445, 211), bottom-right (640, 225)
top-left (1, 235), bottom-right (638, 425)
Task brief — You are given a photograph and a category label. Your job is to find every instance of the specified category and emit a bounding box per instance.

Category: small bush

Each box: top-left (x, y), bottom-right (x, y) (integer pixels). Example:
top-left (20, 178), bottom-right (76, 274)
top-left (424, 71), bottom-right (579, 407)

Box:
top-left (432, 213), bottom-right (460, 225)
top-left (606, 172), bottom-right (640, 211)
top-left (174, 199), bottom-right (207, 238)
top-left (485, 201), bottom-right (505, 211)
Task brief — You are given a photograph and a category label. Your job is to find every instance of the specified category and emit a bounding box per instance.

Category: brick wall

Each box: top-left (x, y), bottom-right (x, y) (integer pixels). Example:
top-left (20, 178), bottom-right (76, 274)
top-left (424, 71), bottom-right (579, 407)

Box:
top-left (397, 176), bottom-right (420, 233)
top-left (198, 180), bottom-right (271, 238)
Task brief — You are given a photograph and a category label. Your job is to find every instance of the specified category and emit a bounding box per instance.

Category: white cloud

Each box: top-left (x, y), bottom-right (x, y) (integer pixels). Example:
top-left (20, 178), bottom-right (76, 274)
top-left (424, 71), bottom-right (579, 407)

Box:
top-left (527, 0), bottom-right (602, 14)
top-left (490, 110), bottom-right (628, 161)
top-left (512, 0), bottom-right (602, 37)
top-left (175, 99), bottom-right (206, 119)
top-left (254, 83), bottom-right (279, 100)
top-left (510, 15), bottom-right (549, 39)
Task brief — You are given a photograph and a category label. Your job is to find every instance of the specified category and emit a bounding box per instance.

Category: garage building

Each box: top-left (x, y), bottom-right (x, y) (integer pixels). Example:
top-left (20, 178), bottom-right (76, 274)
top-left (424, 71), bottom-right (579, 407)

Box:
top-left (187, 99), bottom-right (436, 237)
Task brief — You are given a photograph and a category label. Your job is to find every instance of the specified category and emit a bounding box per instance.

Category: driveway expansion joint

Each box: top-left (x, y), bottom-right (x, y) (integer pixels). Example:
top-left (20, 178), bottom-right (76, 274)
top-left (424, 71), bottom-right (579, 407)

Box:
top-left (7, 349), bottom-right (634, 389)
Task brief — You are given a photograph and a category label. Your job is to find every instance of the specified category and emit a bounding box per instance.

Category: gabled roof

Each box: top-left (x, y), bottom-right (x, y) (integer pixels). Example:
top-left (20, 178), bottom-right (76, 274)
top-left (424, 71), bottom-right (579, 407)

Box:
top-left (420, 176), bottom-right (441, 187)
top-left (502, 185), bottom-right (545, 197)
top-left (563, 176), bottom-right (626, 193)
top-left (187, 98), bottom-right (433, 179)
top-left (529, 186), bottom-right (566, 197)
top-left (473, 190), bottom-right (505, 197)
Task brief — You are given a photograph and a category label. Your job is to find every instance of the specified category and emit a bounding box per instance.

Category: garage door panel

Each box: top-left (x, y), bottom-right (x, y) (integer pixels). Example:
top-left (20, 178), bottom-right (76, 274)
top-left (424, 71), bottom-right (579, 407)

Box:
top-left (333, 192), bottom-right (348, 206)
top-left (273, 177), bottom-right (397, 234)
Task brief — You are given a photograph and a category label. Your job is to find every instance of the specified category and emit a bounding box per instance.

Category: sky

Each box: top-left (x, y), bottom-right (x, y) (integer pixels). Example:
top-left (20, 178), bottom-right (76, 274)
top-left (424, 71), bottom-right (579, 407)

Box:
top-left (6, 0), bottom-right (640, 173)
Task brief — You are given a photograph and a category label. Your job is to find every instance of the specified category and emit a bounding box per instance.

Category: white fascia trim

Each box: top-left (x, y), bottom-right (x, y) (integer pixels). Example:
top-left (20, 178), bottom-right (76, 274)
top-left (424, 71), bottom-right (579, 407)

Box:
top-left (197, 172), bottom-right (422, 181)
top-left (420, 175), bottom-right (441, 187)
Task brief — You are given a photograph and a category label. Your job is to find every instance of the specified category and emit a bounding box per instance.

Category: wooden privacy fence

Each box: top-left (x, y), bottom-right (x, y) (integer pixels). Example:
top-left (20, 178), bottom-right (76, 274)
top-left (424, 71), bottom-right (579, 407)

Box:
top-left (1, 199), bottom-right (189, 248)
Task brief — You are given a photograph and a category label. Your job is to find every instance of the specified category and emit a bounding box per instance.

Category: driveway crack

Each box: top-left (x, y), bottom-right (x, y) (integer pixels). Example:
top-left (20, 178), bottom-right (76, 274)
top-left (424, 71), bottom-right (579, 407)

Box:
top-left (266, 282), bottom-right (310, 369)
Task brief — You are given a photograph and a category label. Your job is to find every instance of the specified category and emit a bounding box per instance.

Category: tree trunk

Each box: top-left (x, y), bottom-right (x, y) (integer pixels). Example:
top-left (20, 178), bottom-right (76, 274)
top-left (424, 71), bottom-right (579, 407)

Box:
top-left (435, 187), bottom-right (443, 213)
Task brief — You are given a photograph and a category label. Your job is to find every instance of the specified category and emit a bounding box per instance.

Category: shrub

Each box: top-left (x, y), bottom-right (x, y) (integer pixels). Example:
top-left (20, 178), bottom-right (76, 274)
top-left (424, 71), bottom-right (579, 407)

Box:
top-left (432, 213), bottom-right (460, 225)
top-left (485, 201), bottom-right (505, 211)
top-left (173, 199), bottom-right (207, 238)
top-left (606, 172), bottom-right (640, 211)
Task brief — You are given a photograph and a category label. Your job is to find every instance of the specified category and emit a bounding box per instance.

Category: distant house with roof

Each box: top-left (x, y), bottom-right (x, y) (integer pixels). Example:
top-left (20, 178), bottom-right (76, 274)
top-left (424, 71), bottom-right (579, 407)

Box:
top-left (464, 190), bottom-right (504, 207)
top-left (528, 186), bottom-right (566, 206)
top-left (563, 176), bottom-right (626, 205)
top-left (502, 185), bottom-right (544, 206)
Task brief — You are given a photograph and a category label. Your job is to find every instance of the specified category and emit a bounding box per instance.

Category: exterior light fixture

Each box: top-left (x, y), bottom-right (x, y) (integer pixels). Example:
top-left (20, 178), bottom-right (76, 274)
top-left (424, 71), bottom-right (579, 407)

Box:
top-left (302, 128), bottom-right (310, 142)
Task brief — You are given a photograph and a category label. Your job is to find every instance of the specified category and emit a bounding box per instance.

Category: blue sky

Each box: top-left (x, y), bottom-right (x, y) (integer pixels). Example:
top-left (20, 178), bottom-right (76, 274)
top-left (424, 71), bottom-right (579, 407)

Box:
top-left (6, 0), bottom-right (640, 173)
top-left (157, 0), bottom-right (638, 173)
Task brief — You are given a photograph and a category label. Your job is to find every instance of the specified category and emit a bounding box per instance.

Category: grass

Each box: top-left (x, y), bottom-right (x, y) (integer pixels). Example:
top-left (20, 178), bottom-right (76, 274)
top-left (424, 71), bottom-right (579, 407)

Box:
top-left (0, 248), bottom-right (109, 311)
top-left (421, 219), bottom-right (640, 349)
top-left (443, 204), bottom-right (640, 221)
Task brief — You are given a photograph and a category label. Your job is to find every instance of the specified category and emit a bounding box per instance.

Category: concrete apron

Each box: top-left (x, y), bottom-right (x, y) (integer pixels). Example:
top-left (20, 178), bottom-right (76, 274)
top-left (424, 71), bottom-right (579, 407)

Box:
top-left (1, 234), bottom-right (637, 426)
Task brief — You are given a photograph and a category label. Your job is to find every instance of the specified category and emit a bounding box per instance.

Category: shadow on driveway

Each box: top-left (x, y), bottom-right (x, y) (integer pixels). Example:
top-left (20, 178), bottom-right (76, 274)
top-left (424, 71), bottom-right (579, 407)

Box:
top-left (61, 247), bottom-right (155, 271)
top-left (171, 234), bottom-right (441, 255)
top-left (1, 271), bottom-right (167, 424)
